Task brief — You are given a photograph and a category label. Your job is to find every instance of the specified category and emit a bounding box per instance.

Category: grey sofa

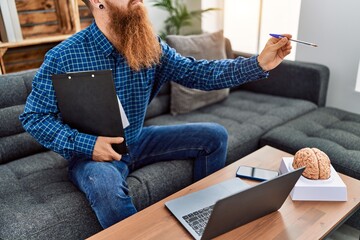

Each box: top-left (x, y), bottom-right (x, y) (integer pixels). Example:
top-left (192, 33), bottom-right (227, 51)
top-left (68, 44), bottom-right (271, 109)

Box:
top-left (1, 44), bottom-right (358, 239)
top-left (260, 107), bottom-right (360, 229)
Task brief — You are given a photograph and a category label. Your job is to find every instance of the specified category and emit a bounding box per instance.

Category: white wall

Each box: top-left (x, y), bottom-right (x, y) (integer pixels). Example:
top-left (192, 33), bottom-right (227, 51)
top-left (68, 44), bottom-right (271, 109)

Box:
top-left (209, 0), bottom-right (300, 59)
top-left (223, 0), bottom-right (261, 54)
top-left (201, 0), bottom-right (224, 33)
top-left (356, 60), bottom-right (360, 92)
top-left (296, 0), bottom-right (360, 114)
top-left (259, 0), bottom-right (301, 60)
top-left (144, 0), bottom-right (167, 34)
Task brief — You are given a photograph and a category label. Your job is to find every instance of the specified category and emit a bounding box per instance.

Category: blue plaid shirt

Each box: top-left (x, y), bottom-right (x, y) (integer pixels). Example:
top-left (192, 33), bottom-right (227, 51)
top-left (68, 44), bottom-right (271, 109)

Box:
top-left (20, 22), bottom-right (268, 160)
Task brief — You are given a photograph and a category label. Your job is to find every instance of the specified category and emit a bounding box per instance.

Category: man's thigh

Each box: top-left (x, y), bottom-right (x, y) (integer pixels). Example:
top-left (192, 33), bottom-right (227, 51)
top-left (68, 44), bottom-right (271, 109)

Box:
top-left (128, 123), bottom-right (227, 171)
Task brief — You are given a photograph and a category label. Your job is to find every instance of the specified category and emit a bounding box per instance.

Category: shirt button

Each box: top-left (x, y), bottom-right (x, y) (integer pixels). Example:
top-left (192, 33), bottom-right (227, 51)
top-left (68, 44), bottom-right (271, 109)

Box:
top-left (68, 136), bottom-right (74, 142)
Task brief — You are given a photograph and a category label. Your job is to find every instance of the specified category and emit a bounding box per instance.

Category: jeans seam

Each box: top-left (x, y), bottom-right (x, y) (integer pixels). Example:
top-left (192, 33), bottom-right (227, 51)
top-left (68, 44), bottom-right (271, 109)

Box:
top-left (121, 166), bottom-right (128, 176)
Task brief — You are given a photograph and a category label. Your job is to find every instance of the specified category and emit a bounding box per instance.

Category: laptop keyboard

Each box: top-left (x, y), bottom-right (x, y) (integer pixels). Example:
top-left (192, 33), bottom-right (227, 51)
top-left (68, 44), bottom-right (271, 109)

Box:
top-left (182, 205), bottom-right (214, 236)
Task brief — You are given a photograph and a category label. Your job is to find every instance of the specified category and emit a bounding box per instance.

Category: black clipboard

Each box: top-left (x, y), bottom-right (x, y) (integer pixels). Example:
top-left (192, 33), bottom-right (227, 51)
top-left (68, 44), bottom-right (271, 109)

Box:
top-left (52, 70), bottom-right (128, 154)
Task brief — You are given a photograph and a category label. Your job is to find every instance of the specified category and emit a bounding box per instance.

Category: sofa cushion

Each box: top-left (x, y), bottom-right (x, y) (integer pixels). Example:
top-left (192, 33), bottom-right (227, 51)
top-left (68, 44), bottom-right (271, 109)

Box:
top-left (237, 60), bottom-right (330, 107)
top-left (127, 159), bottom-right (193, 211)
top-left (259, 107), bottom-right (360, 230)
top-left (166, 31), bottom-right (230, 115)
top-left (0, 149), bottom-right (193, 239)
top-left (0, 69), bottom-right (48, 165)
top-left (0, 70), bottom-right (33, 109)
top-left (145, 82), bottom-right (171, 120)
top-left (260, 107), bottom-right (360, 180)
top-left (166, 30), bottom-right (227, 61)
top-left (145, 90), bottom-right (317, 165)
top-left (0, 151), bottom-right (102, 240)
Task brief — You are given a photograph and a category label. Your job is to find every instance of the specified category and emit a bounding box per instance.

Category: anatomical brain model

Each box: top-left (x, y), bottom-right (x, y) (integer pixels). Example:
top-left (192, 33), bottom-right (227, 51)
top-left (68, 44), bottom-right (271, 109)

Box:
top-left (292, 147), bottom-right (331, 180)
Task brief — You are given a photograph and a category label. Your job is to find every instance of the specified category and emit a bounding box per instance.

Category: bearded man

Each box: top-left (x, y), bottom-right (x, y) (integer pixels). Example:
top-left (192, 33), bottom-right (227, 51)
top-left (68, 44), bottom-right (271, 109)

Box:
top-left (20, 0), bottom-right (292, 229)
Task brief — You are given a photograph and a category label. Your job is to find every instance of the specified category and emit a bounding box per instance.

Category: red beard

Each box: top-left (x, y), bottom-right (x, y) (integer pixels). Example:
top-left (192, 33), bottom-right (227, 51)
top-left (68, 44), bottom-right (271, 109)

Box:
top-left (106, 2), bottom-right (162, 71)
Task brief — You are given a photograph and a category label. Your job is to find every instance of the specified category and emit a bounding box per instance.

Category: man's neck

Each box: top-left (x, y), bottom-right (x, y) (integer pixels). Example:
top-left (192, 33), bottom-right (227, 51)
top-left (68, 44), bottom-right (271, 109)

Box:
top-left (92, 14), bottom-right (116, 47)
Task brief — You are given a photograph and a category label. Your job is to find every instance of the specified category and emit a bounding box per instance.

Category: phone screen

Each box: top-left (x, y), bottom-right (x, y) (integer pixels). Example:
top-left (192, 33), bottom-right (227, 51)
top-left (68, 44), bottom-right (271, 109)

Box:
top-left (236, 165), bottom-right (279, 181)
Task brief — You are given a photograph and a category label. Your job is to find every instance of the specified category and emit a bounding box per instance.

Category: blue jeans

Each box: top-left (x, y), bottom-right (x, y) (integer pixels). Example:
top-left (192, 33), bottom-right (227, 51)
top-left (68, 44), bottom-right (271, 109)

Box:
top-left (68, 123), bottom-right (228, 229)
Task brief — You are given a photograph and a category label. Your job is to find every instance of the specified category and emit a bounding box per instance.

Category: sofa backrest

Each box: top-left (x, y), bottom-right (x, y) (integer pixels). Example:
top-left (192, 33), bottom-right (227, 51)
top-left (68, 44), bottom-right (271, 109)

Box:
top-left (0, 69), bottom-right (47, 165)
top-left (238, 60), bottom-right (330, 106)
top-left (234, 53), bottom-right (330, 107)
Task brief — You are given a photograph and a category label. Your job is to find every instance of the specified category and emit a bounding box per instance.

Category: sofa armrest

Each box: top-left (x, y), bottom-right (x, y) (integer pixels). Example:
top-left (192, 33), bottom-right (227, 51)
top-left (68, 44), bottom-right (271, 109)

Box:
top-left (232, 55), bottom-right (330, 106)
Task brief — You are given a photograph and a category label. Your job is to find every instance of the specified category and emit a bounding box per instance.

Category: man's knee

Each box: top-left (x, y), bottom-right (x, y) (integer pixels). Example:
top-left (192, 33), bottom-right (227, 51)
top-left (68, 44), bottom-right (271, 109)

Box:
top-left (81, 163), bottom-right (128, 200)
top-left (203, 123), bottom-right (228, 144)
top-left (73, 162), bottom-right (136, 228)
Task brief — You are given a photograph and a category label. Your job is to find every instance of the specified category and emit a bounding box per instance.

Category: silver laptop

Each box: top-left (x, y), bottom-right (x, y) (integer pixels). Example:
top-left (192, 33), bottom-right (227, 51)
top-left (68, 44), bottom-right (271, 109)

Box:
top-left (165, 167), bottom-right (305, 240)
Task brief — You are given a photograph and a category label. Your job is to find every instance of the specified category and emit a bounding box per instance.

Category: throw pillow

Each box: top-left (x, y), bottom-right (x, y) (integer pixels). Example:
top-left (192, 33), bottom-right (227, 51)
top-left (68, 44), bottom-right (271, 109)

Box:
top-left (166, 31), bottom-right (230, 115)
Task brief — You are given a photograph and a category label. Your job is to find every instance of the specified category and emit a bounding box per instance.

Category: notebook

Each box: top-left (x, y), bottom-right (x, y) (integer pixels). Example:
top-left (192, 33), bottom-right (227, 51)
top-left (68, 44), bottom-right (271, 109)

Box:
top-left (165, 167), bottom-right (305, 240)
top-left (52, 70), bottom-right (128, 154)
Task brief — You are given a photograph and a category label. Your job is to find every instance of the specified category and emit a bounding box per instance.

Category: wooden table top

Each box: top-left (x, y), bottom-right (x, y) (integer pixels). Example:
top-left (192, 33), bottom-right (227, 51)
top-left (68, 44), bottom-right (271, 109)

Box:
top-left (87, 146), bottom-right (360, 240)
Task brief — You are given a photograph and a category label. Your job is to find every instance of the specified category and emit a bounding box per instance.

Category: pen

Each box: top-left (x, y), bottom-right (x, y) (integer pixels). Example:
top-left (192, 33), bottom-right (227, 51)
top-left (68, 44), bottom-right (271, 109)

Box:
top-left (269, 33), bottom-right (318, 47)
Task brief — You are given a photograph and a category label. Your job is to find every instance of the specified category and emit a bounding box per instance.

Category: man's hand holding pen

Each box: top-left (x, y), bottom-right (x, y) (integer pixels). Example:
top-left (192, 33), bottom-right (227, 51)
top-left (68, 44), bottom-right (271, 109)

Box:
top-left (257, 33), bottom-right (292, 72)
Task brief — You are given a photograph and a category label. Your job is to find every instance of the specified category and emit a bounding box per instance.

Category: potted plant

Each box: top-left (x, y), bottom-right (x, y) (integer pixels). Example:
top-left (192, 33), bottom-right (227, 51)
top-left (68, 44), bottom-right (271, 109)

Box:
top-left (152, 0), bottom-right (219, 38)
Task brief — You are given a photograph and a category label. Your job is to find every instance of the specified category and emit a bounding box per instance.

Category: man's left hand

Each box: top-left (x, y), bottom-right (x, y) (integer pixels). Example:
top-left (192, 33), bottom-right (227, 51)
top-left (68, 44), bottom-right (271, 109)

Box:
top-left (257, 34), bottom-right (292, 71)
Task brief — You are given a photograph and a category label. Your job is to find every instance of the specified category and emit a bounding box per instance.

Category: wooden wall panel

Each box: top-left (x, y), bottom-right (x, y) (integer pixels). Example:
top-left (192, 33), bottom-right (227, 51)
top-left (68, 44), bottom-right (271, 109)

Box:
top-left (16, 0), bottom-right (76, 38)
top-left (15, 0), bottom-right (56, 11)
top-left (55, 0), bottom-right (73, 34)
top-left (79, 7), bottom-right (93, 18)
top-left (79, 5), bottom-right (93, 29)
top-left (78, 0), bottom-right (86, 7)
top-left (18, 12), bottom-right (58, 25)
top-left (1, 1), bottom-right (93, 74)
top-left (21, 25), bottom-right (60, 39)
top-left (3, 43), bottom-right (58, 73)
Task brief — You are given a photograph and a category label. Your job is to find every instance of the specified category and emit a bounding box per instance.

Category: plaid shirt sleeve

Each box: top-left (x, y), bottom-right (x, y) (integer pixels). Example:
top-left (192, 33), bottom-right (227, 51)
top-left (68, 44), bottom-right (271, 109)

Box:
top-left (19, 50), bottom-right (97, 160)
top-left (157, 41), bottom-right (269, 90)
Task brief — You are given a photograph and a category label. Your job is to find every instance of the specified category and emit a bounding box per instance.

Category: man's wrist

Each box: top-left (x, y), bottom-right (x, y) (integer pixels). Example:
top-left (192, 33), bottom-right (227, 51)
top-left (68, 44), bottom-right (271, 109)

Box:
top-left (257, 55), bottom-right (267, 72)
top-left (74, 133), bottom-right (97, 158)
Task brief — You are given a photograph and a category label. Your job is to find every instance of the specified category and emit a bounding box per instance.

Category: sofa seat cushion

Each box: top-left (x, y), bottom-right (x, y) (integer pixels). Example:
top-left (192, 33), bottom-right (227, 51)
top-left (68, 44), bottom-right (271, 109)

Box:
top-left (0, 151), bottom-right (102, 240)
top-left (145, 90), bottom-right (317, 164)
top-left (0, 149), bottom-right (193, 239)
top-left (259, 107), bottom-right (360, 230)
top-left (127, 159), bottom-right (193, 211)
top-left (260, 107), bottom-right (360, 179)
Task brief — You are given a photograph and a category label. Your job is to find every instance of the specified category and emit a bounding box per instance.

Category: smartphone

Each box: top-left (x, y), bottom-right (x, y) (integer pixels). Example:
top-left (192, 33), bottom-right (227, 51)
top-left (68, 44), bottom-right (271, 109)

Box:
top-left (236, 165), bottom-right (279, 182)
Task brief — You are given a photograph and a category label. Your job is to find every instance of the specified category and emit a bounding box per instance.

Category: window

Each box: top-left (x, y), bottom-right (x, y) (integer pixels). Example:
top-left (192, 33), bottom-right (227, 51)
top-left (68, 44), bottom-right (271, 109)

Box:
top-left (203, 0), bottom-right (301, 60)
top-left (258, 0), bottom-right (301, 60)
top-left (201, 0), bottom-right (224, 33)
top-left (223, 0), bottom-right (261, 54)
top-left (356, 59), bottom-right (360, 93)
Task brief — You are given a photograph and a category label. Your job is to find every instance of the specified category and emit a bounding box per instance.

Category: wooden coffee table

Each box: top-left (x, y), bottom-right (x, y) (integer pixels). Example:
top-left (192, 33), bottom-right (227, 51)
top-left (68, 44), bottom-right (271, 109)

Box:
top-left (87, 146), bottom-right (360, 240)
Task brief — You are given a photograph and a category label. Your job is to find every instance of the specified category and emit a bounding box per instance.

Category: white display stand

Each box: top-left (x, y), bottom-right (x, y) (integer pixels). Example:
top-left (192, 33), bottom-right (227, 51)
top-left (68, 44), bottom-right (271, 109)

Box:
top-left (280, 157), bottom-right (347, 201)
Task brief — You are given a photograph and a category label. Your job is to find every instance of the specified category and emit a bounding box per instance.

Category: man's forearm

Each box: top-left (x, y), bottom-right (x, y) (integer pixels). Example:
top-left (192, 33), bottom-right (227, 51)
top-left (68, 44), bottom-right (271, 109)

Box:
top-left (159, 41), bottom-right (268, 91)
top-left (20, 111), bottom-right (96, 160)
top-left (171, 56), bottom-right (269, 91)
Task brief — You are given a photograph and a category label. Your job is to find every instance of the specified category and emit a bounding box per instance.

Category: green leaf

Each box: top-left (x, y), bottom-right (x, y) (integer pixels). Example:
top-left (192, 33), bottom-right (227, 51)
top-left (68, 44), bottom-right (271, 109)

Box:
top-left (152, 0), bottom-right (219, 36)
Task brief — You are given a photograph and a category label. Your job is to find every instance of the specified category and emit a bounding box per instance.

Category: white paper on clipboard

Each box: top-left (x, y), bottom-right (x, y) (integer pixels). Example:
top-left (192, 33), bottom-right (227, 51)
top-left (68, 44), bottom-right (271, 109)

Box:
top-left (117, 96), bottom-right (130, 129)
